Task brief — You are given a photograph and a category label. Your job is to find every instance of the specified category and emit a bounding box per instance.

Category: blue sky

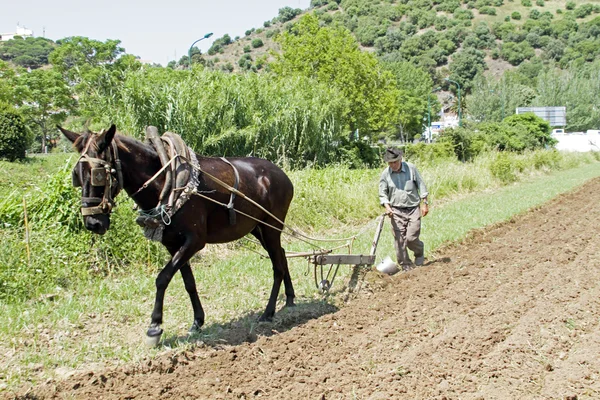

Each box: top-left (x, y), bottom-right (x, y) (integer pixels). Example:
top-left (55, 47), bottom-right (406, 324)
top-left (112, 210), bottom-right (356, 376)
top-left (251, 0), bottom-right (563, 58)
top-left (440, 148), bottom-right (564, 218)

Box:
top-left (0, 0), bottom-right (310, 65)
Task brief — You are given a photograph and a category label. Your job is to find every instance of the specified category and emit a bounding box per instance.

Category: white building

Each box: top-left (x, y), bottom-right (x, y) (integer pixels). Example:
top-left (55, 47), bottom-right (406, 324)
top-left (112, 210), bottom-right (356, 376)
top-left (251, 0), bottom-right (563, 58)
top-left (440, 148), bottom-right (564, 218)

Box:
top-left (0, 25), bottom-right (34, 41)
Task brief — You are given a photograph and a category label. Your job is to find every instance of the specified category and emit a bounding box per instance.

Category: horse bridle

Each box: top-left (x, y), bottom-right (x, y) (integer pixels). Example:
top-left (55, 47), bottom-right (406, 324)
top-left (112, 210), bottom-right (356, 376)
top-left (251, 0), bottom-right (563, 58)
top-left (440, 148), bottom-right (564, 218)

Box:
top-left (72, 136), bottom-right (124, 216)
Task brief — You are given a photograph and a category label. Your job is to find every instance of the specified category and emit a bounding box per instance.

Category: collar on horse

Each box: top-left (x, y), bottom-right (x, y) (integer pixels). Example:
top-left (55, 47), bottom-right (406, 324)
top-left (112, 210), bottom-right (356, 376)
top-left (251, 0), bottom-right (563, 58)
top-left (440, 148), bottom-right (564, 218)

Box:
top-left (134, 126), bottom-right (240, 241)
top-left (73, 133), bottom-right (124, 216)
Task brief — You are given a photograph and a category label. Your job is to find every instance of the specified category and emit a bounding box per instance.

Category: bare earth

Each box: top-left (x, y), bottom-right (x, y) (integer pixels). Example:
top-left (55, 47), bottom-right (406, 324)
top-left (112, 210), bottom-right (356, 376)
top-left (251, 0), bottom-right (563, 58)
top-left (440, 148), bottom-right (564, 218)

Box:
top-left (9, 178), bottom-right (600, 400)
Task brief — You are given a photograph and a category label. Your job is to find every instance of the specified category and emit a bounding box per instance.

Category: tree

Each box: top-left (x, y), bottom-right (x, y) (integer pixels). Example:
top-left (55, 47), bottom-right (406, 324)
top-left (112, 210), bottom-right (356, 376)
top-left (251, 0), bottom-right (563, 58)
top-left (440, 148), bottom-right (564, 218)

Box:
top-left (448, 47), bottom-right (486, 91)
top-left (383, 61), bottom-right (435, 140)
top-left (0, 60), bottom-right (17, 104)
top-left (48, 36), bottom-right (126, 85)
top-left (0, 103), bottom-right (30, 161)
top-left (251, 38), bottom-right (264, 48)
top-left (278, 6), bottom-right (303, 22)
top-left (271, 13), bottom-right (400, 137)
top-left (48, 37), bottom-right (141, 120)
top-left (0, 37), bottom-right (55, 69)
top-left (502, 112), bottom-right (556, 148)
top-left (13, 68), bottom-right (76, 152)
top-left (500, 41), bottom-right (535, 65)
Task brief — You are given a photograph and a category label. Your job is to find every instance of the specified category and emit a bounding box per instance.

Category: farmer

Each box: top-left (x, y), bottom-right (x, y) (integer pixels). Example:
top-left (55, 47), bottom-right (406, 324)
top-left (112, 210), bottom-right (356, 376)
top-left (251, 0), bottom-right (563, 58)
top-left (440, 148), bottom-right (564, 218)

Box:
top-left (378, 147), bottom-right (429, 271)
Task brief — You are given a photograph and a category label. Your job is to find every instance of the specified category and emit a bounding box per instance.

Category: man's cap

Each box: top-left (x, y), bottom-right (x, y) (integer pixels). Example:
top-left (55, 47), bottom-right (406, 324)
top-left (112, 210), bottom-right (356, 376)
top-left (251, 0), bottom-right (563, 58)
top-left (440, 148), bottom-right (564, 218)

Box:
top-left (383, 147), bottom-right (403, 162)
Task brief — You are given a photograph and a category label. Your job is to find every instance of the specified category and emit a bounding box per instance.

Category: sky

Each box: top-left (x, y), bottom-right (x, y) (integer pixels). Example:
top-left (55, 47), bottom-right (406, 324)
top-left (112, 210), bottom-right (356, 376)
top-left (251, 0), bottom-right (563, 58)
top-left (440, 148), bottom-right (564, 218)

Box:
top-left (0, 0), bottom-right (311, 65)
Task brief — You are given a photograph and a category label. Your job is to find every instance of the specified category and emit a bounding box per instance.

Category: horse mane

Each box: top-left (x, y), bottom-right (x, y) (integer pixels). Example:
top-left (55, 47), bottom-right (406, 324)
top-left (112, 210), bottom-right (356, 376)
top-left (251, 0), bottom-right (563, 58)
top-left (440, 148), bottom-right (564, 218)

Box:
top-left (73, 130), bottom-right (156, 158)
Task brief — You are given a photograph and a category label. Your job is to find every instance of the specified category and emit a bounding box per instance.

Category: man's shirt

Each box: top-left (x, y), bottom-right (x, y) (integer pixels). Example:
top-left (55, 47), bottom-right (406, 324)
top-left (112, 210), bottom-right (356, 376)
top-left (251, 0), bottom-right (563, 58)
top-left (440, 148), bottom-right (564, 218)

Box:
top-left (379, 162), bottom-right (428, 208)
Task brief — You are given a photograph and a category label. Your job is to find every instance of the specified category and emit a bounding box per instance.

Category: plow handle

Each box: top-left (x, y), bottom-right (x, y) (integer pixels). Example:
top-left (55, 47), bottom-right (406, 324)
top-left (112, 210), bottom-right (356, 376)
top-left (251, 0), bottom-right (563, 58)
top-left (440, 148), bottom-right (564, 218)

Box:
top-left (369, 214), bottom-right (386, 256)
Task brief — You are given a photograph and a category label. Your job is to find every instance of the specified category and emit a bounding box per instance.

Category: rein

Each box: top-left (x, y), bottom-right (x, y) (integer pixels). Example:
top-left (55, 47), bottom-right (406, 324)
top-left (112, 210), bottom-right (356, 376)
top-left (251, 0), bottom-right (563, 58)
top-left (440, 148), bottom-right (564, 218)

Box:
top-left (74, 137), bottom-right (124, 216)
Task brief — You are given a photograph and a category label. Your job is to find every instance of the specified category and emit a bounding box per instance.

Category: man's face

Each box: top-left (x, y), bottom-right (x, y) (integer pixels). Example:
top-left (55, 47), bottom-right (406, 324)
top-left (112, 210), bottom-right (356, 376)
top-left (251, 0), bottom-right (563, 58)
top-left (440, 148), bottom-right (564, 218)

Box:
top-left (388, 159), bottom-right (402, 172)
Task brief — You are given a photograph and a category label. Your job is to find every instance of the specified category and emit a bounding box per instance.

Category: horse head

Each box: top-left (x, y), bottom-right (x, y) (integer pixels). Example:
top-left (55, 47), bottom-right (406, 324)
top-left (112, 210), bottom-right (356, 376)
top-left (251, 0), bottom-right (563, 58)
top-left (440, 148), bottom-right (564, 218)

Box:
top-left (58, 124), bottom-right (123, 235)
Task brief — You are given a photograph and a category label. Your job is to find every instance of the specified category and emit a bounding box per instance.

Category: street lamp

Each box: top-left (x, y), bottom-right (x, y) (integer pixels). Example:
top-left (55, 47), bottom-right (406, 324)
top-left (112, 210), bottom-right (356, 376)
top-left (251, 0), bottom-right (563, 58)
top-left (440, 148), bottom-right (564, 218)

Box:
top-left (445, 78), bottom-right (462, 127)
top-left (427, 87), bottom-right (442, 143)
top-left (188, 32), bottom-right (213, 68)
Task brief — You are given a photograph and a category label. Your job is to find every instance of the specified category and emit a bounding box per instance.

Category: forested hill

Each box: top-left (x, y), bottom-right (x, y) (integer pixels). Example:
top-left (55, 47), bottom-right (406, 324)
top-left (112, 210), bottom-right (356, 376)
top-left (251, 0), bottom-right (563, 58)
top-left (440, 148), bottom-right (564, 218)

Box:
top-left (1, 0), bottom-right (600, 159)
top-left (200, 0), bottom-right (600, 83)
top-left (2, 0), bottom-right (600, 86)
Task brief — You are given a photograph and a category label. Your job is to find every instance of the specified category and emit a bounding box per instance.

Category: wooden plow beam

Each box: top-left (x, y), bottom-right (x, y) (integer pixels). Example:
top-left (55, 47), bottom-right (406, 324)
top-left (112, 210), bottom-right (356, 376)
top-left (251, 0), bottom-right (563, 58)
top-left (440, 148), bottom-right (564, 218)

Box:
top-left (307, 215), bottom-right (386, 292)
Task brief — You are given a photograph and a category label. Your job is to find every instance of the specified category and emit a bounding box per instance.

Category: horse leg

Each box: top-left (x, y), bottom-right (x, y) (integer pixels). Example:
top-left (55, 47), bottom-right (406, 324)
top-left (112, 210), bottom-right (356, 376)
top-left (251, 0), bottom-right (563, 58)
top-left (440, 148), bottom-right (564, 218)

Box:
top-left (252, 227), bottom-right (295, 322)
top-left (146, 240), bottom-right (201, 346)
top-left (180, 262), bottom-right (205, 333)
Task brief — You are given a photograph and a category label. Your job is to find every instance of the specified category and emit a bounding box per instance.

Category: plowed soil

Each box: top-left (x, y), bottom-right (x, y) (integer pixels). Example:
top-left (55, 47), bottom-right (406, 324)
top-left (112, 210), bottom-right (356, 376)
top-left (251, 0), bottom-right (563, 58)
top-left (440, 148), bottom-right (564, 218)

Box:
top-left (8, 178), bottom-right (600, 400)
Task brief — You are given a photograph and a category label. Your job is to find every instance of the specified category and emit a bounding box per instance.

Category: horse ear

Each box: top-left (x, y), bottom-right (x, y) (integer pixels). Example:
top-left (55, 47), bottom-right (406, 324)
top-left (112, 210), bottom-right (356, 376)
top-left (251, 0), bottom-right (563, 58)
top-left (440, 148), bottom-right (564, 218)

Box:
top-left (97, 124), bottom-right (117, 153)
top-left (57, 125), bottom-right (80, 144)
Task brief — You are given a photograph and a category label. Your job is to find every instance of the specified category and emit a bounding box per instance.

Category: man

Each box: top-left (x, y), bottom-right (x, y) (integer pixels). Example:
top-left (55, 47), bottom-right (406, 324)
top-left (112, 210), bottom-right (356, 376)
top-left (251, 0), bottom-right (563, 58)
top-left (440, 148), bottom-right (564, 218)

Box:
top-left (378, 147), bottom-right (429, 271)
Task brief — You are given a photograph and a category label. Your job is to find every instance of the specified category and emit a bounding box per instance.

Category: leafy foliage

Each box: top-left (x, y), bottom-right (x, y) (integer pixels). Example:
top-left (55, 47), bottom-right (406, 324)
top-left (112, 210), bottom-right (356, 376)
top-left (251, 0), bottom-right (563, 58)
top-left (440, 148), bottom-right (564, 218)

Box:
top-left (271, 14), bottom-right (400, 137)
top-left (0, 104), bottom-right (30, 161)
top-left (0, 37), bottom-right (55, 69)
top-left (13, 68), bottom-right (77, 152)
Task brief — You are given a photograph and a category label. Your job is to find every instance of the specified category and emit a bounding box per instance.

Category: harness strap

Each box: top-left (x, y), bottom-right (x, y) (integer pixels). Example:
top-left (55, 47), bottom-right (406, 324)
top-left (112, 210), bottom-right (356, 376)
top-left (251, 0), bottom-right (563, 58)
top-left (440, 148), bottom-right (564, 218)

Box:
top-left (220, 157), bottom-right (240, 225)
top-left (74, 134), bottom-right (124, 217)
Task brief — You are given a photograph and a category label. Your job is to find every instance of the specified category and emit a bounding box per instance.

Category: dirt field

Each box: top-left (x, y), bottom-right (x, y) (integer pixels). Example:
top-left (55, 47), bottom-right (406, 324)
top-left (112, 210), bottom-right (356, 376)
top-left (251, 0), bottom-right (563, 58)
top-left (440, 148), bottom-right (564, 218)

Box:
top-left (8, 177), bottom-right (600, 400)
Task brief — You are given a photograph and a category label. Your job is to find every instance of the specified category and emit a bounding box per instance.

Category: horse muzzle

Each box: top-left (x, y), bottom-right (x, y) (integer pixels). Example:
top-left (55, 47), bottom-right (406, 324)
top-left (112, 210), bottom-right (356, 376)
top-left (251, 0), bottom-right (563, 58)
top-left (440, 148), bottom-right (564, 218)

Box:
top-left (84, 215), bottom-right (110, 235)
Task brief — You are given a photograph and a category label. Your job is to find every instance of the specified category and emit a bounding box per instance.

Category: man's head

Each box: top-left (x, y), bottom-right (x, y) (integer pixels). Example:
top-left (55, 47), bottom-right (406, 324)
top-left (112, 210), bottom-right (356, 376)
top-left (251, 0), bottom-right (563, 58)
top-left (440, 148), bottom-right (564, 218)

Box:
top-left (384, 147), bottom-right (403, 171)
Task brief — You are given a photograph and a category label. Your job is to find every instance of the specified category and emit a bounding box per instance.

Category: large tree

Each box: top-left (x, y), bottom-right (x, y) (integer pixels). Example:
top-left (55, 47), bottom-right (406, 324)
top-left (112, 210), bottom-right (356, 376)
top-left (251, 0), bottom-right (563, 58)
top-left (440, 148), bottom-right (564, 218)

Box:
top-left (271, 13), bottom-right (400, 138)
top-left (49, 37), bottom-right (125, 83)
top-left (0, 36), bottom-right (55, 69)
top-left (0, 60), bottom-right (17, 104)
top-left (382, 61), bottom-right (435, 139)
top-left (48, 36), bottom-right (141, 120)
top-left (14, 68), bottom-right (76, 152)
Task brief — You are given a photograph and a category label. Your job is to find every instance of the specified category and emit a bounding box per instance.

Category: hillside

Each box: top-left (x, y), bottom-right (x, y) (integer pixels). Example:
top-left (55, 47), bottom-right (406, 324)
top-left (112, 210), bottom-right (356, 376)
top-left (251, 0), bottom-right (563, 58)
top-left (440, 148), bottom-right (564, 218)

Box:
top-left (201, 0), bottom-right (600, 82)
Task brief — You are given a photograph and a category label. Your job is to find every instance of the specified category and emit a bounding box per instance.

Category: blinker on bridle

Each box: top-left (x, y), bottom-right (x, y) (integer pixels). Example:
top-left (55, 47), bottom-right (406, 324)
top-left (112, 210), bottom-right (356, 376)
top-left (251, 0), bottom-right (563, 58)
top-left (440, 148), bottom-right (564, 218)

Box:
top-left (72, 133), bottom-right (124, 216)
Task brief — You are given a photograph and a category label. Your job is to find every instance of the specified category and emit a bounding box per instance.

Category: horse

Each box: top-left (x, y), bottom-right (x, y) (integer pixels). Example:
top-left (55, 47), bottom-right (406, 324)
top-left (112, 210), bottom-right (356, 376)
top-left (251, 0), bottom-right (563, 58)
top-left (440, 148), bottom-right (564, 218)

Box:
top-left (58, 124), bottom-right (296, 345)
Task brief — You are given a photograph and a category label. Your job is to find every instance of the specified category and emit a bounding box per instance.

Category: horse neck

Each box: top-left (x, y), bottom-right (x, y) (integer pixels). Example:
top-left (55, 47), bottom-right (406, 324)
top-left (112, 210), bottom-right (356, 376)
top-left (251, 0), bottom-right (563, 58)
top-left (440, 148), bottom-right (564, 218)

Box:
top-left (115, 135), bottom-right (165, 211)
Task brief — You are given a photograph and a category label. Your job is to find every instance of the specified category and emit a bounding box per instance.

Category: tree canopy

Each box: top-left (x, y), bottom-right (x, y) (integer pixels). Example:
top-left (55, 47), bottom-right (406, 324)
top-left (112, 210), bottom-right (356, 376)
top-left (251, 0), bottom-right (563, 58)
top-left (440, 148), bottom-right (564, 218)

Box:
top-left (0, 37), bottom-right (55, 69)
top-left (271, 13), bottom-right (399, 137)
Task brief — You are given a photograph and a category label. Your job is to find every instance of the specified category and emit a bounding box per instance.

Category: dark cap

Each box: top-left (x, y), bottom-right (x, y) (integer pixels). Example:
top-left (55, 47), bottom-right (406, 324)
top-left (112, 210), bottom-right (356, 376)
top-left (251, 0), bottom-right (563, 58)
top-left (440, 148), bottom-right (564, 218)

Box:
top-left (383, 147), bottom-right (403, 162)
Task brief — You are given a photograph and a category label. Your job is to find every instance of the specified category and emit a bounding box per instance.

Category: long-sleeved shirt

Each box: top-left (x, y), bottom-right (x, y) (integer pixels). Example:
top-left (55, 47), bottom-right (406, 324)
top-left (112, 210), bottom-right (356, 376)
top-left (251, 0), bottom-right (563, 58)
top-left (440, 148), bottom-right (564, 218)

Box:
top-left (378, 162), bottom-right (428, 208)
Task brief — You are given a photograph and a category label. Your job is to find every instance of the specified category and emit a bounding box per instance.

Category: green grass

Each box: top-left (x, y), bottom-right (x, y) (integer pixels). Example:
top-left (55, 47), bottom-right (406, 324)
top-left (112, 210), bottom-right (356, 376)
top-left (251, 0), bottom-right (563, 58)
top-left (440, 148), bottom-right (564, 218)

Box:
top-left (0, 153), bottom-right (74, 198)
top-left (0, 149), bottom-right (598, 391)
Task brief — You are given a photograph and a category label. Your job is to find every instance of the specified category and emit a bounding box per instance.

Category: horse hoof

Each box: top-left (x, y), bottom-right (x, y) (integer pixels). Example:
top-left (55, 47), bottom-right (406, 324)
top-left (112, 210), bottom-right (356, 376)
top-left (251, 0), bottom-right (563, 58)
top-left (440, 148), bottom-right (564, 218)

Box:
top-left (258, 314), bottom-right (273, 323)
top-left (188, 320), bottom-right (203, 334)
top-left (145, 327), bottom-right (163, 347)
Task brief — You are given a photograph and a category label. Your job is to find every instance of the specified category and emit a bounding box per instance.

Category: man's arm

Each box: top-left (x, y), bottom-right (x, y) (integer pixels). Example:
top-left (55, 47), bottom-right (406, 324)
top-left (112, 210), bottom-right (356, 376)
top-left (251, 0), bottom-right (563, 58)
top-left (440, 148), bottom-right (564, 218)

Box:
top-left (415, 168), bottom-right (429, 217)
top-left (378, 173), bottom-right (393, 216)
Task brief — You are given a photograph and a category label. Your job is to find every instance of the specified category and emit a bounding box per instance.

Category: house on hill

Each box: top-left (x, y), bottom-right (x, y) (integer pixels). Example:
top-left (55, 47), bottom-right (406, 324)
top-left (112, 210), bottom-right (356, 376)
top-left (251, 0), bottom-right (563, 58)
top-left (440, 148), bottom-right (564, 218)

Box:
top-left (0, 25), bottom-right (33, 41)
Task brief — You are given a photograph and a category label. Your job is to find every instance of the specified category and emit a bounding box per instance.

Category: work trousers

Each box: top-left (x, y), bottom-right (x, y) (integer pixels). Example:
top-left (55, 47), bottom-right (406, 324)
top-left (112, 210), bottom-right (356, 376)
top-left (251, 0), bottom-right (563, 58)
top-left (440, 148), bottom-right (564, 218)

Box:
top-left (389, 206), bottom-right (424, 269)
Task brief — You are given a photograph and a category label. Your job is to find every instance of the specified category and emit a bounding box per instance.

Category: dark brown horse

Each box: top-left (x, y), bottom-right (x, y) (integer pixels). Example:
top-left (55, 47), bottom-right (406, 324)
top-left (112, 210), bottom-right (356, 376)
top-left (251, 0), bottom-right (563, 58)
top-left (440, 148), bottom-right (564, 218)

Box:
top-left (59, 125), bottom-right (295, 345)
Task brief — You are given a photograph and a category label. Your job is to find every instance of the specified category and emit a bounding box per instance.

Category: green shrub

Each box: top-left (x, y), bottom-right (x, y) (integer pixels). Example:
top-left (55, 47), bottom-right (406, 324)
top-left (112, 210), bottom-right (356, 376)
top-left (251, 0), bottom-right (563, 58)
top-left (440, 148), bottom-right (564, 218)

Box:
top-left (489, 152), bottom-right (517, 183)
top-left (565, 1), bottom-right (575, 10)
top-left (533, 149), bottom-right (561, 169)
top-left (337, 140), bottom-right (379, 169)
top-left (502, 113), bottom-right (556, 148)
top-left (511, 11), bottom-right (522, 19)
top-left (536, 0), bottom-right (544, 5)
top-left (479, 6), bottom-right (497, 15)
top-left (404, 141), bottom-right (456, 164)
top-left (251, 38), bottom-right (264, 48)
top-left (437, 127), bottom-right (485, 161)
top-left (521, 0), bottom-right (532, 6)
top-left (0, 104), bottom-right (30, 162)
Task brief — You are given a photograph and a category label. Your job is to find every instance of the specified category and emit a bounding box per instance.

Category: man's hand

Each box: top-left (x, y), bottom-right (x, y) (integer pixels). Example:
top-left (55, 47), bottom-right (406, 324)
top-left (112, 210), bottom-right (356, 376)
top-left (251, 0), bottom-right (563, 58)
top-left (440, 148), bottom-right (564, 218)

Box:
top-left (385, 205), bottom-right (394, 217)
top-left (421, 203), bottom-right (429, 217)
